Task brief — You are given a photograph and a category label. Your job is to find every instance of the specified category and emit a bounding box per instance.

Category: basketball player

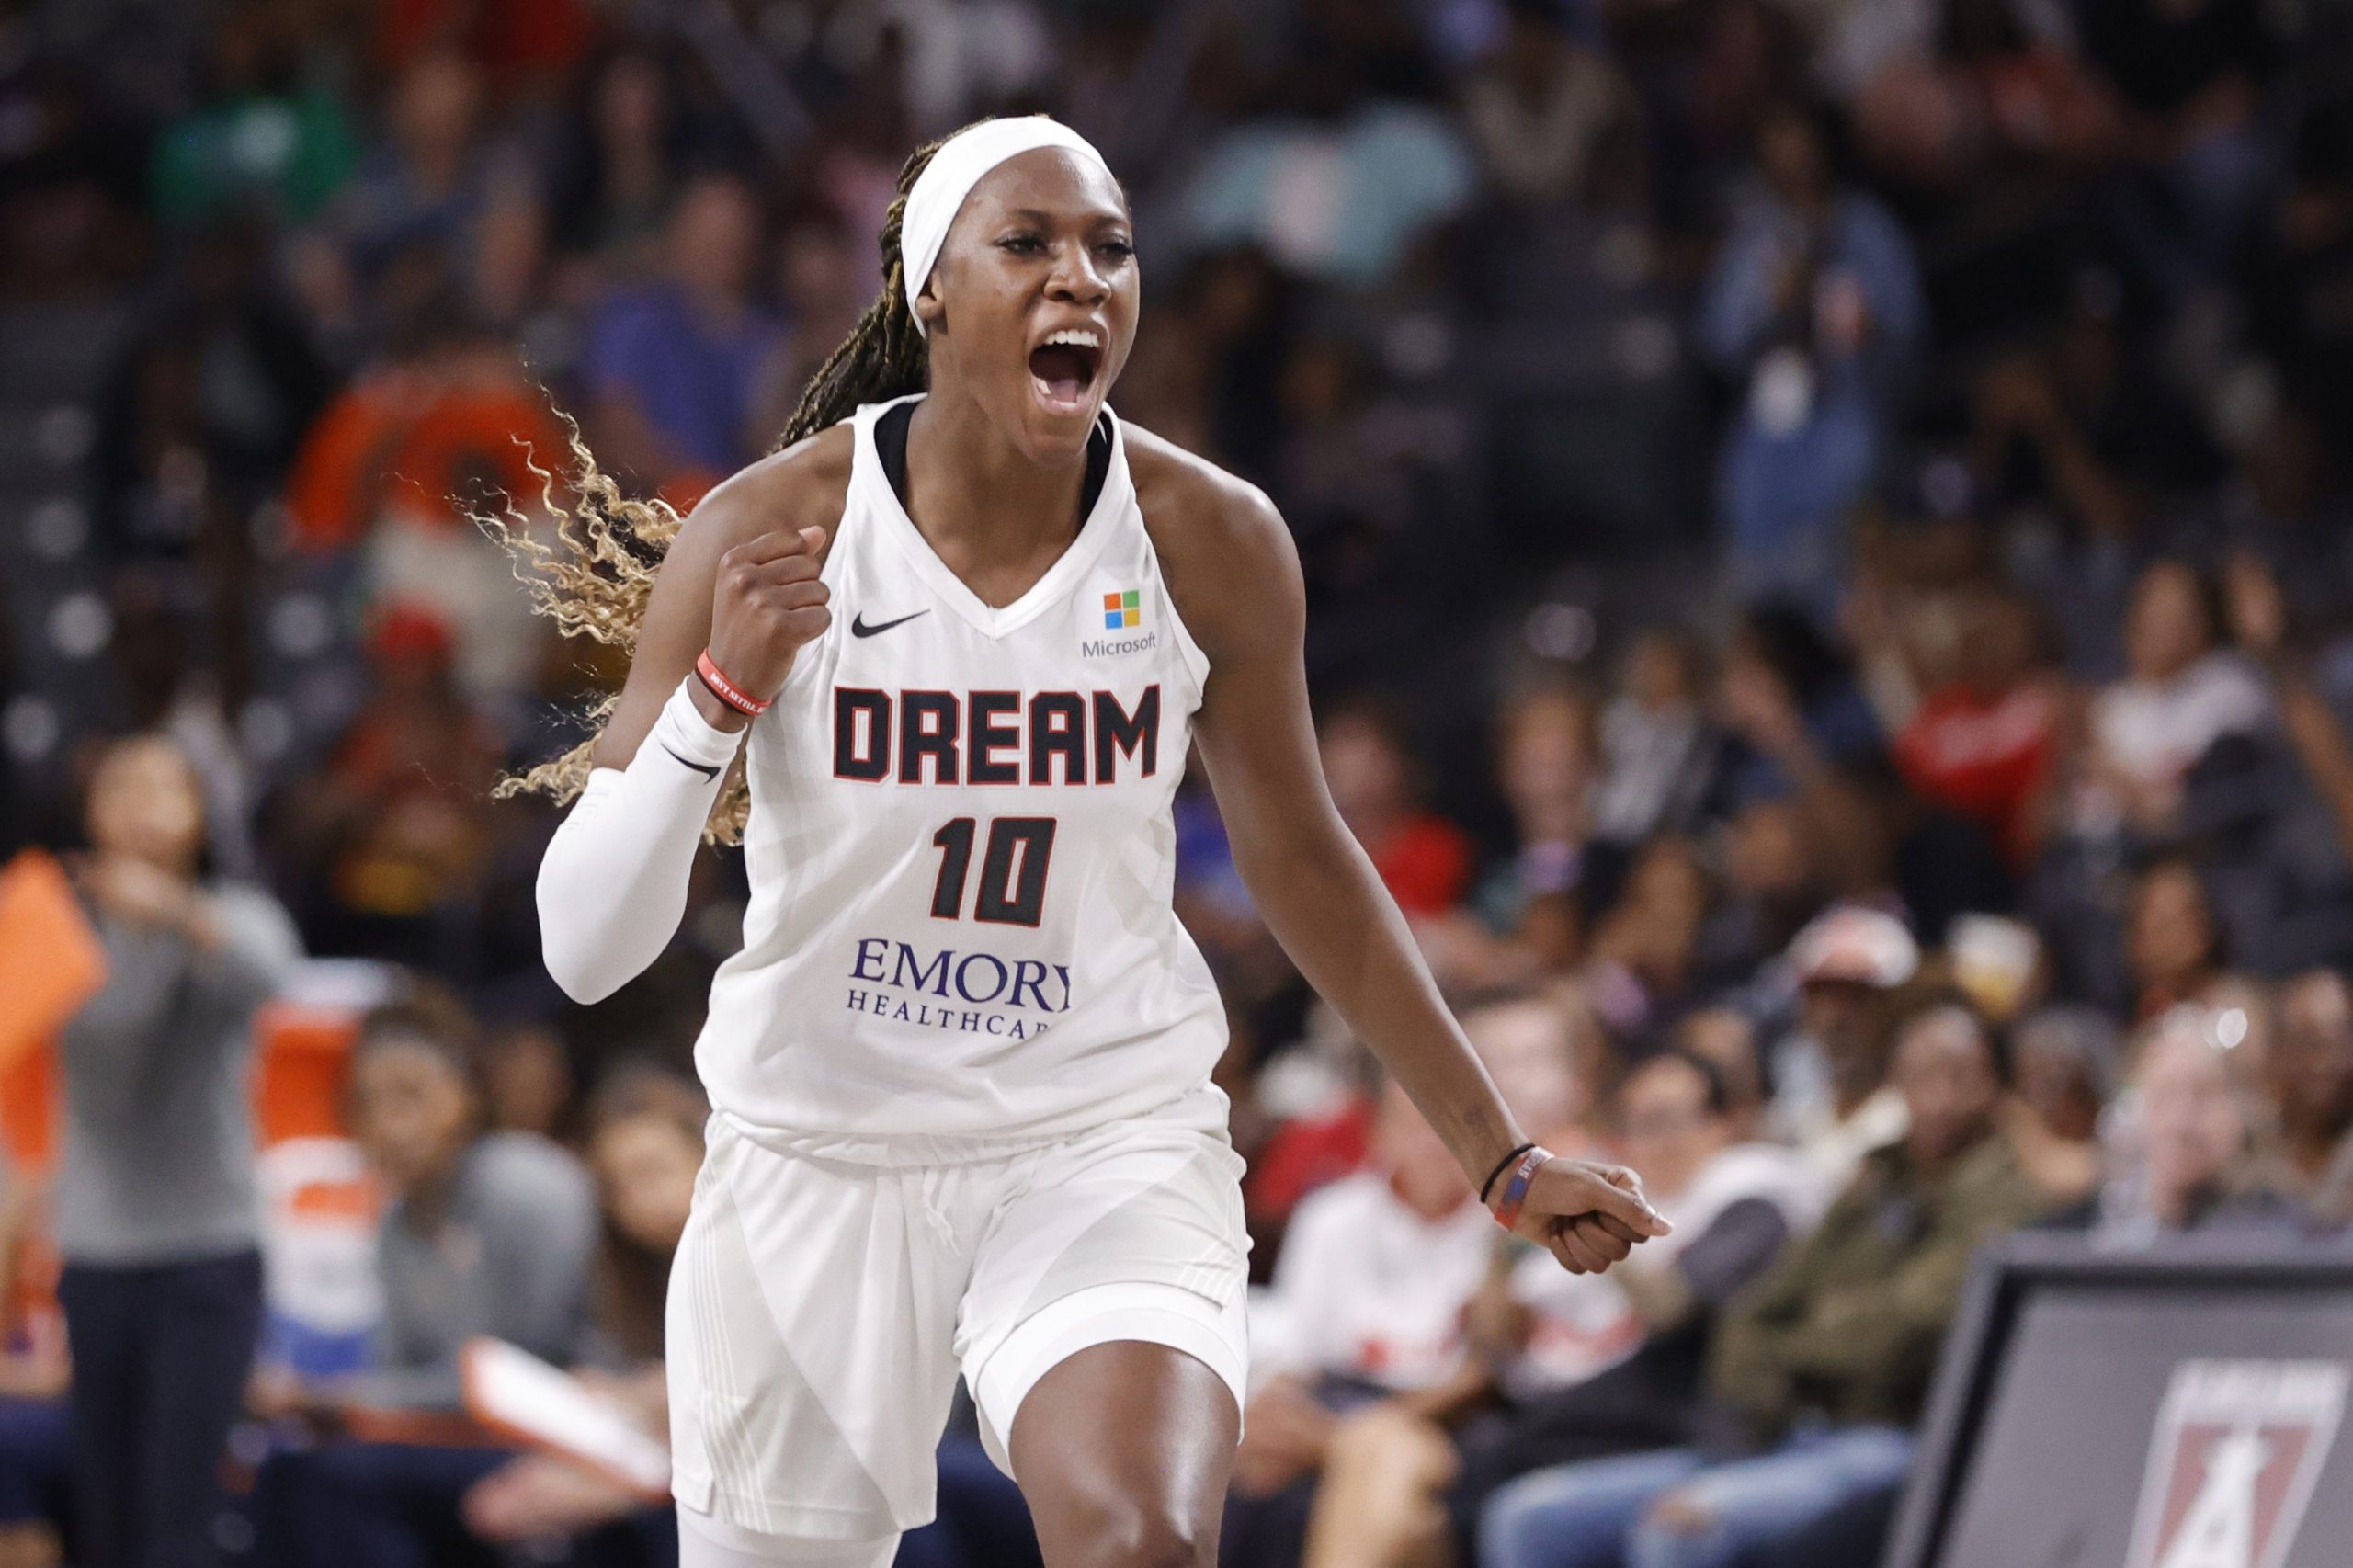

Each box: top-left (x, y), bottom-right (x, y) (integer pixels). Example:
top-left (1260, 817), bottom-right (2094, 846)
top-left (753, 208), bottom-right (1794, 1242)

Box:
top-left (520, 117), bottom-right (1670, 1568)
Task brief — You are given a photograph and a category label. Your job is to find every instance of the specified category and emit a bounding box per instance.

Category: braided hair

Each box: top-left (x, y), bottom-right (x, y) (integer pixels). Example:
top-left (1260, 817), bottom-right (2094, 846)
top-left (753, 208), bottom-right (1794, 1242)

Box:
top-left (492, 129), bottom-right (959, 844)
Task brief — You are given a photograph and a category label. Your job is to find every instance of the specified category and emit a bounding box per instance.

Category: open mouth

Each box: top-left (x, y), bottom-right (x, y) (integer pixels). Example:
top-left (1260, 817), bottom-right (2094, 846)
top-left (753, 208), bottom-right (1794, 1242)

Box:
top-left (1029, 328), bottom-right (1104, 414)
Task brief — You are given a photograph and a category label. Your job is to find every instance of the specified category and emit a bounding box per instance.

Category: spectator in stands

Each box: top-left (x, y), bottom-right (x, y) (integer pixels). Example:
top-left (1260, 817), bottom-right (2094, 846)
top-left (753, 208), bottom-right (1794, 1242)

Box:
top-left (1177, 59), bottom-right (1475, 286)
top-left (2006, 1005), bottom-right (2116, 1206)
top-left (1222, 1073), bottom-right (1494, 1568)
top-left (255, 989), bottom-right (599, 1568)
top-left (1300, 1047), bottom-right (1820, 1568)
top-left (57, 734), bottom-right (301, 1568)
top-left (1230, 983), bottom-right (1603, 1568)
top-left (347, 991), bottom-right (600, 1404)
top-left (1671, 1010), bottom-right (1768, 1139)
top-left (2077, 560), bottom-right (2270, 842)
top-left (1453, 686), bottom-right (1598, 987)
top-left (280, 288), bottom-right (568, 695)
top-left (1893, 583), bottom-right (2061, 871)
top-left (2052, 1005), bottom-right (2299, 1243)
top-left (1714, 609), bottom-right (1885, 888)
top-left (1847, 0), bottom-right (2112, 191)
top-left (1481, 994), bottom-right (2043, 1568)
top-left (1701, 103), bottom-right (1924, 620)
top-left (1461, 0), bottom-right (1636, 210)
top-left (273, 604), bottom-right (506, 973)
top-left (2122, 858), bottom-right (2234, 1023)
top-left (330, 51), bottom-right (533, 306)
top-left (150, 0), bottom-right (358, 229)
top-left (1321, 701), bottom-right (1475, 922)
top-left (1593, 633), bottom-right (1717, 854)
top-left (582, 172), bottom-right (788, 499)
top-left (1770, 904), bottom-right (1918, 1187)
top-left (2267, 971), bottom-right (2353, 1224)
top-left (1580, 838), bottom-right (1718, 1039)
top-left (459, 1066), bottom-right (701, 1559)
top-left (477, 1023), bottom-right (576, 1143)
top-left (2077, 0), bottom-right (2273, 303)
top-left (544, 41), bottom-right (693, 285)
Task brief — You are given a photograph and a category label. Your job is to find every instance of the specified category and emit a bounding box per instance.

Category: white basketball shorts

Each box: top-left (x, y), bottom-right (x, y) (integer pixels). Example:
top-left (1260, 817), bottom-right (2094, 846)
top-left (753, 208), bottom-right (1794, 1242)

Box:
top-left (665, 1086), bottom-right (1252, 1541)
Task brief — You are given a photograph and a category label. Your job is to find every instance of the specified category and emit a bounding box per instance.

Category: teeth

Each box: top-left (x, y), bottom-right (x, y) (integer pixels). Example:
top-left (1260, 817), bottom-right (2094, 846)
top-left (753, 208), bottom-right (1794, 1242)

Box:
top-left (1041, 328), bottom-right (1101, 351)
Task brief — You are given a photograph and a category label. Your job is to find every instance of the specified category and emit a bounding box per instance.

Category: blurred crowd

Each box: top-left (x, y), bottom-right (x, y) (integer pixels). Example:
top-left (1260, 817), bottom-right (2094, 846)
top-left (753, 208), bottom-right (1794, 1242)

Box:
top-left (5, 0), bottom-right (2353, 1566)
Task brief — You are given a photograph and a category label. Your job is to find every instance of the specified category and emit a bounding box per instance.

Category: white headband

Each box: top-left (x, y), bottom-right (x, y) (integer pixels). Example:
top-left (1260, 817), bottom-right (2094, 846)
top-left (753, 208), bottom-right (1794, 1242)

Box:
top-left (899, 116), bottom-right (1114, 338)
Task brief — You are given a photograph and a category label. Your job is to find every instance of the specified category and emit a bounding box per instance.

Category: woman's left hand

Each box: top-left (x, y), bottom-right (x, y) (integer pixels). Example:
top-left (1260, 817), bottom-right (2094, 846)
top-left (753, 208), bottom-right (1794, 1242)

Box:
top-left (1499, 1158), bottom-right (1671, 1276)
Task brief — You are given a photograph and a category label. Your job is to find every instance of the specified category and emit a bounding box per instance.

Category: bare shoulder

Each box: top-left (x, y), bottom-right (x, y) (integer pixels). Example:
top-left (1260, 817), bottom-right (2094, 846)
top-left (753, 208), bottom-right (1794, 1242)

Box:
top-left (1123, 423), bottom-right (1302, 656)
top-left (676, 424), bottom-right (856, 563)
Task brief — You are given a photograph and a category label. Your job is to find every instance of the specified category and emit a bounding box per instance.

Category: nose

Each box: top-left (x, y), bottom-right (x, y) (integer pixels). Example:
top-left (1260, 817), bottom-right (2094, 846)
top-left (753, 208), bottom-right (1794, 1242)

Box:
top-left (1045, 237), bottom-right (1109, 306)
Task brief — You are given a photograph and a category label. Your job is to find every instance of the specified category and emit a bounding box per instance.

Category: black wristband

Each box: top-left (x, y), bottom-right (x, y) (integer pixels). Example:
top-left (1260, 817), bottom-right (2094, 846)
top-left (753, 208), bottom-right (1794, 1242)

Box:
top-left (1479, 1142), bottom-right (1540, 1205)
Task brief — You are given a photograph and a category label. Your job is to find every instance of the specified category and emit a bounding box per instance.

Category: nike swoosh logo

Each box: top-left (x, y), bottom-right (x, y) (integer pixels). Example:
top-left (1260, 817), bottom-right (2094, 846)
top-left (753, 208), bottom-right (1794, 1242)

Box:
top-left (851, 609), bottom-right (929, 638)
top-left (662, 744), bottom-right (721, 781)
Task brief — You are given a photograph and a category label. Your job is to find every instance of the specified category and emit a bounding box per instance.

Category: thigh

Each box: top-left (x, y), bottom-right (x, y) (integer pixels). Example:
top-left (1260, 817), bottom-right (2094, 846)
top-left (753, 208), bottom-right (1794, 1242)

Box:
top-left (1007, 1339), bottom-right (1239, 1568)
top-left (665, 1120), bottom-right (965, 1543)
top-left (1477, 1449), bottom-right (1704, 1568)
top-left (1657, 1427), bottom-right (1915, 1547)
top-left (957, 1100), bottom-right (1251, 1476)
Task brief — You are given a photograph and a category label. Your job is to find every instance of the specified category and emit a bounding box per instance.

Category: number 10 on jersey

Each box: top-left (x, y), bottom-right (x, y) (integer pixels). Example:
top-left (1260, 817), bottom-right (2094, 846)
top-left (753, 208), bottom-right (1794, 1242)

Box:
top-left (930, 817), bottom-right (1057, 926)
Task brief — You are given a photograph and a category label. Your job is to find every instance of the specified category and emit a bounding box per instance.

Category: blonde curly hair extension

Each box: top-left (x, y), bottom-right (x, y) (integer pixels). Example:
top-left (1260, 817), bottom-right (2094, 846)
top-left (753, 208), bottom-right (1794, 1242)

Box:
top-left (488, 127), bottom-right (961, 844)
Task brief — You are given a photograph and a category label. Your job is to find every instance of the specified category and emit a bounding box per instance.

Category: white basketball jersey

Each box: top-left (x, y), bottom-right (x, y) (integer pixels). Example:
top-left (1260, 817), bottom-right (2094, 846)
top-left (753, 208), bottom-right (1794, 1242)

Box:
top-left (694, 394), bottom-right (1229, 1158)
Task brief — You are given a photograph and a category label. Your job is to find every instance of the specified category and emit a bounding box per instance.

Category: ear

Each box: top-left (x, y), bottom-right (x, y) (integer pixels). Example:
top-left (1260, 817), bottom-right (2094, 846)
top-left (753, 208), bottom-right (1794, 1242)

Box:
top-left (913, 278), bottom-right (947, 336)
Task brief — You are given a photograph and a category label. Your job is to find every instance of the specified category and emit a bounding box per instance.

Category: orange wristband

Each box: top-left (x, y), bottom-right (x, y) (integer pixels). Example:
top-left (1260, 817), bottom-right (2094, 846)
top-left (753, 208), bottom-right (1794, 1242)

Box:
top-left (694, 650), bottom-right (771, 717)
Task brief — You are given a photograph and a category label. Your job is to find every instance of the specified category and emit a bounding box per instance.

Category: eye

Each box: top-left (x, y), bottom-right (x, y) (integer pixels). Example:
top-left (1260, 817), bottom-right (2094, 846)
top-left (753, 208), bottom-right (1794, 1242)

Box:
top-left (996, 233), bottom-right (1045, 256)
top-left (1097, 237), bottom-right (1136, 261)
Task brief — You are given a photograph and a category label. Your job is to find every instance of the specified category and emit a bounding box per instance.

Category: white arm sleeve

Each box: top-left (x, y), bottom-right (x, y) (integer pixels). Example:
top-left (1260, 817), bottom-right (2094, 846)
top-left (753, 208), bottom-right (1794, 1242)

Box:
top-left (536, 679), bottom-right (744, 1003)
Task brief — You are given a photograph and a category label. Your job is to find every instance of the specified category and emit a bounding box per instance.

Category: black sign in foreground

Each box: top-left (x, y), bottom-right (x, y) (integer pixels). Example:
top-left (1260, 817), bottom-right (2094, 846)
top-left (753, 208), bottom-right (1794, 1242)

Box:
top-left (1886, 1237), bottom-right (2353, 1568)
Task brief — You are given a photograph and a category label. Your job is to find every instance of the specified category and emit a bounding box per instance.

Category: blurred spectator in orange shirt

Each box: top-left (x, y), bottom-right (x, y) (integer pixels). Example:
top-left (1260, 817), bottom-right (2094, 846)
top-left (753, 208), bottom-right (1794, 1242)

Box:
top-left (283, 291), bottom-right (565, 697)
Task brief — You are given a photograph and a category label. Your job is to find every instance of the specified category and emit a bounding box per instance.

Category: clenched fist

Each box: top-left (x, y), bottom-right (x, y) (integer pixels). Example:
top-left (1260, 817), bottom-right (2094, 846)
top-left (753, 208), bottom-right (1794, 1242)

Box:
top-left (1498, 1157), bottom-right (1671, 1276)
top-left (695, 525), bottom-right (832, 730)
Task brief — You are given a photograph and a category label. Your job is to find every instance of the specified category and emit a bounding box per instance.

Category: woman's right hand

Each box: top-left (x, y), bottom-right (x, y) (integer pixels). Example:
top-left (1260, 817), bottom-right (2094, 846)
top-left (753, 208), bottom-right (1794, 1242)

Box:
top-left (696, 524), bottom-right (831, 730)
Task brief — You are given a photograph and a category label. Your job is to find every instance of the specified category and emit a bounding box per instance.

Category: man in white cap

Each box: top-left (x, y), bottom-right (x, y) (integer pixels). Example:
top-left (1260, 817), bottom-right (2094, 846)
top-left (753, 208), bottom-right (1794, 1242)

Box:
top-left (1770, 904), bottom-right (1920, 1186)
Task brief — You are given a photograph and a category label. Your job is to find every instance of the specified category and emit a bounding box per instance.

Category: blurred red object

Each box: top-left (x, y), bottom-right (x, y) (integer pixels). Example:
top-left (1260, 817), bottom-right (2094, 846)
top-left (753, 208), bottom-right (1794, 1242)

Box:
top-left (0, 851), bottom-right (106, 1081)
top-left (285, 370), bottom-right (569, 551)
top-left (368, 601), bottom-right (459, 669)
top-left (1245, 1095), bottom-right (1374, 1225)
top-left (253, 1002), bottom-right (364, 1147)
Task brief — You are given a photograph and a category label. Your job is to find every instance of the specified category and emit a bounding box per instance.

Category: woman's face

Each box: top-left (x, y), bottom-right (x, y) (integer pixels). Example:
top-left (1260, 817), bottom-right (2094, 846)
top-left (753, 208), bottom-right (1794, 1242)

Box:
top-left (1893, 1006), bottom-right (2002, 1168)
top-left (1624, 634), bottom-right (1693, 710)
top-left (2128, 865), bottom-right (2216, 996)
top-left (1498, 694), bottom-right (1592, 832)
top-left (86, 736), bottom-right (206, 869)
top-left (2014, 1026), bottom-right (2103, 1142)
top-left (593, 1114), bottom-right (703, 1255)
top-left (2136, 1031), bottom-right (2245, 1208)
top-left (349, 1040), bottom-right (477, 1196)
top-left (1465, 999), bottom-right (1585, 1141)
top-left (920, 148), bottom-right (1139, 465)
top-left (596, 53), bottom-right (666, 148)
top-left (1321, 713), bottom-right (1410, 832)
top-left (1615, 1057), bottom-right (1727, 1201)
top-left (2125, 563), bottom-right (2212, 683)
